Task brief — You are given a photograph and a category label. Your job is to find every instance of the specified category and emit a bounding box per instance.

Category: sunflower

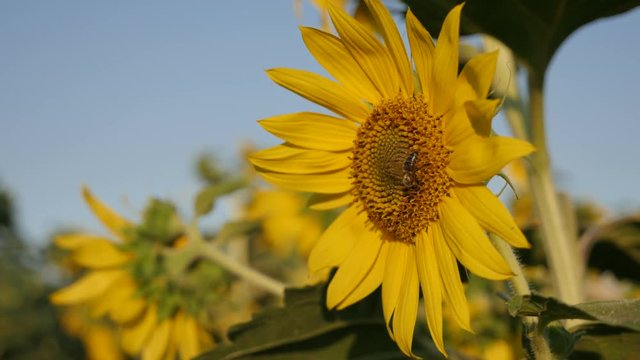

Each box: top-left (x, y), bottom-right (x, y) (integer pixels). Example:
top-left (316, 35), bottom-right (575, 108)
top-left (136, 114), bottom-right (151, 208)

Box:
top-left (245, 188), bottom-right (323, 257)
top-left (50, 187), bottom-right (215, 360)
top-left (250, 0), bottom-right (533, 357)
top-left (58, 306), bottom-right (124, 360)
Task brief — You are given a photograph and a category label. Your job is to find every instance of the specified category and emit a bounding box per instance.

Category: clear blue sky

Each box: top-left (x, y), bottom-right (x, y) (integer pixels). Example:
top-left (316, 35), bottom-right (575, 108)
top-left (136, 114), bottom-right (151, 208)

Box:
top-left (1, 1), bottom-right (639, 243)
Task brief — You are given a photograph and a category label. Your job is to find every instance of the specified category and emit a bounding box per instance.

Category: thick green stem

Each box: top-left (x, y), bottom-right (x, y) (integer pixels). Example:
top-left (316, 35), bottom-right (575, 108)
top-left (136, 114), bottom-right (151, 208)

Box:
top-left (492, 235), bottom-right (555, 360)
top-left (526, 74), bottom-right (584, 305)
top-left (198, 240), bottom-right (285, 299)
top-left (491, 234), bottom-right (530, 297)
top-left (184, 221), bottom-right (285, 300)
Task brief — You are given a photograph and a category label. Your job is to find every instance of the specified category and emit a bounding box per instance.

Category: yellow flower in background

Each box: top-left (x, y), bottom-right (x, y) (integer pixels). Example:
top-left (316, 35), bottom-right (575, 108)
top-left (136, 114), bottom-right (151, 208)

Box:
top-left (58, 306), bottom-right (123, 360)
top-left (250, 0), bottom-right (533, 357)
top-left (246, 188), bottom-right (323, 257)
top-left (50, 187), bottom-right (215, 360)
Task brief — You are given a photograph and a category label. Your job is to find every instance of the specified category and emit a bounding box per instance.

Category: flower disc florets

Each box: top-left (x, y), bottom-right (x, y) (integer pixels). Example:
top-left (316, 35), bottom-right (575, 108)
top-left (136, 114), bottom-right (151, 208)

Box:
top-left (351, 96), bottom-right (453, 243)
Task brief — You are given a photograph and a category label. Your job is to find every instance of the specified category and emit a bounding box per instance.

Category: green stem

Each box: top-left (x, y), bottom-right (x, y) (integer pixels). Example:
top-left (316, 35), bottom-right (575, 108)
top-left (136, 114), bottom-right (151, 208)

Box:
top-left (199, 241), bottom-right (285, 299)
top-left (492, 234), bottom-right (555, 360)
top-left (526, 73), bottom-right (584, 305)
top-left (185, 221), bottom-right (285, 300)
top-left (491, 234), bottom-right (530, 297)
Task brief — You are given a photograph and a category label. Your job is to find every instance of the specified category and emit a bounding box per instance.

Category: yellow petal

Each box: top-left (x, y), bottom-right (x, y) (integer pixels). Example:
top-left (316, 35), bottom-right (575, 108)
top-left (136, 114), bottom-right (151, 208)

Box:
top-left (448, 135), bottom-right (535, 184)
top-left (50, 269), bottom-right (126, 305)
top-left (198, 328), bottom-right (215, 352)
top-left (300, 27), bottom-right (381, 103)
top-left (141, 318), bottom-right (172, 360)
top-left (443, 107), bottom-right (474, 147)
top-left (110, 280), bottom-right (147, 324)
top-left (307, 191), bottom-right (352, 210)
top-left (406, 9), bottom-right (435, 96)
top-left (415, 230), bottom-right (446, 356)
top-left (258, 112), bottom-right (357, 152)
top-left (266, 68), bottom-right (369, 122)
top-left (71, 238), bottom-right (132, 268)
top-left (432, 224), bottom-right (471, 331)
top-left (455, 50), bottom-right (499, 105)
top-left (249, 144), bottom-right (351, 175)
top-left (364, 0), bottom-right (413, 94)
top-left (175, 312), bottom-right (201, 360)
top-left (465, 98), bottom-right (500, 137)
top-left (54, 233), bottom-right (111, 250)
top-left (381, 241), bottom-right (409, 340)
top-left (308, 206), bottom-right (363, 274)
top-left (89, 274), bottom-right (137, 319)
top-left (455, 185), bottom-right (530, 248)
top-left (85, 324), bottom-right (124, 360)
top-left (439, 196), bottom-right (512, 280)
top-left (431, 4), bottom-right (463, 115)
top-left (392, 247), bottom-right (420, 358)
top-left (328, 4), bottom-right (399, 98)
top-left (121, 306), bottom-right (157, 356)
top-left (336, 240), bottom-right (388, 310)
top-left (326, 227), bottom-right (383, 309)
top-left (255, 167), bottom-right (352, 194)
top-left (82, 186), bottom-right (132, 239)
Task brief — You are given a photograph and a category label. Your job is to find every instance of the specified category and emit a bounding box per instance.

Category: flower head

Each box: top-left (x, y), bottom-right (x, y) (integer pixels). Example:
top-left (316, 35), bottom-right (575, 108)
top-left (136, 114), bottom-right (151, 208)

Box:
top-left (50, 187), bottom-right (218, 360)
top-left (250, 0), bottom-right (533, 356)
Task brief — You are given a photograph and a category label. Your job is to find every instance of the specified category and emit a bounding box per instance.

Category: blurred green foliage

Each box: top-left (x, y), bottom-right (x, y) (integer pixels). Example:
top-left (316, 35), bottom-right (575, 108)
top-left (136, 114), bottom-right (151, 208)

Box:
top-left (0, 188), bottom-right (84, 359)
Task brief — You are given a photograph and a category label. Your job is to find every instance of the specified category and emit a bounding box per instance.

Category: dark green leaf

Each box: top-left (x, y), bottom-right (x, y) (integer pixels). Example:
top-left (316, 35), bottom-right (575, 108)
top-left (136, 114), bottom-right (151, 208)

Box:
top-left (508, 294), bottom-right (595, 325)
top-left (196, 285), bottom-right (459, 360)
top-left (584, 216), bottom-right (640, 281)
top-left (545, 324), bottom-right (581, 359)
top-left (195, 285), bottom-right (404, 360)
top-left (570, 324), bottom-right (640, 360)
top-left (508, 295), bottom-right (640, 331)
top-left (402, 0), bottom-right (639, 82)
top-left (575, 300), bottom-right (640, 332)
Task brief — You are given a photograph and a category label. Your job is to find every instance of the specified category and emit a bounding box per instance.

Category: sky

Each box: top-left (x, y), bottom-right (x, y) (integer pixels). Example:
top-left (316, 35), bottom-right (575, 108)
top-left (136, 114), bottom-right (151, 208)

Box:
top-left (1, 1), bottom-right (639, 244)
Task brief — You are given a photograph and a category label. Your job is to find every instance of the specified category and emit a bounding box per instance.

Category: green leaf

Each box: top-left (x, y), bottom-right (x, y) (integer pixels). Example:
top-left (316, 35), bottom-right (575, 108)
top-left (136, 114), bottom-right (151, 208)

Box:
top-left (571, 324), bottom-right (640, 360)
top-left (508, 294), bottom-right (595, 325)
top-left (196, 285), bottom-right (458, 360)
top-left (545, 324), bottom-right (581, 359)
top-left (508, 294), bottom-right (640, 331)
top-left (194, 179), bottom-right (246, 216)
top-left (575, 300), bottom-right (640, 332)
top-left (583, 216), bottom-right (640, 281)
top-left (402, 0), bottom-right (639, 82)
top-left (195, 285), bottom-right (403, 360)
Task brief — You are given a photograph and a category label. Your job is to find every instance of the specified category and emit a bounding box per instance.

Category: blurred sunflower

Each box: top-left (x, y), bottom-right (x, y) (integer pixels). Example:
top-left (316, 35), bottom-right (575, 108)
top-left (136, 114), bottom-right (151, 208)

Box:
top-left (250, 0), bottom-right (533, 357)
top-left (245, 188), bottom-right (323, 257)
top-left (50, 187), bottom-right (218, 360)
top-left (58, 306), bottom-right (123, 360)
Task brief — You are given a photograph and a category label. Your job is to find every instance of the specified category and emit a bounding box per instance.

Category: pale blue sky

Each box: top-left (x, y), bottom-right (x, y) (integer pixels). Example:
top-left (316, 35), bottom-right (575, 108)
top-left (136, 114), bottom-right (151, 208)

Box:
top-left (1, 1), bottom-right (639, 243)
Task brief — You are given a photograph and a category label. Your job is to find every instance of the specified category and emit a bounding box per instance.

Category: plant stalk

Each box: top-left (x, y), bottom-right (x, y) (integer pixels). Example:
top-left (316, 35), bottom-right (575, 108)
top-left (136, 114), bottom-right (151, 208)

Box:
top-left (185, 220), bottom-right (286, 300)
top-left (525, 73), bottom-right (584, 305)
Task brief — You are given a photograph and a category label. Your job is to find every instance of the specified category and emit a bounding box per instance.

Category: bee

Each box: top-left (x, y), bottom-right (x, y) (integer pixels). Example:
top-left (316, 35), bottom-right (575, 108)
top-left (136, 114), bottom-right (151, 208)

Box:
top-left (402, 152), bottom-right (420, 190)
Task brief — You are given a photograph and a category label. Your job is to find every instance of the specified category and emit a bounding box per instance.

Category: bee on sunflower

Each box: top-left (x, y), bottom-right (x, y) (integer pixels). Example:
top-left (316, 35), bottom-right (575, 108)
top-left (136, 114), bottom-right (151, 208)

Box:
top-left (250, 0), bottom-right (534, 356)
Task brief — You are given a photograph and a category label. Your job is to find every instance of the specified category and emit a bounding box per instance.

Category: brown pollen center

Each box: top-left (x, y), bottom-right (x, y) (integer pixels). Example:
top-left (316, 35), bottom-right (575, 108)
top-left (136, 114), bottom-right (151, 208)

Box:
top-left (351, 96), bottom-right (452, 243)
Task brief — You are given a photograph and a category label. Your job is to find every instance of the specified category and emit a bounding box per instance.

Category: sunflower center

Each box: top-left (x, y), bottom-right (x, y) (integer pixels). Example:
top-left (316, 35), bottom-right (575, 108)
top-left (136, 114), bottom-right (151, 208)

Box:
top-left (351, 96), bottom-right (453, 243)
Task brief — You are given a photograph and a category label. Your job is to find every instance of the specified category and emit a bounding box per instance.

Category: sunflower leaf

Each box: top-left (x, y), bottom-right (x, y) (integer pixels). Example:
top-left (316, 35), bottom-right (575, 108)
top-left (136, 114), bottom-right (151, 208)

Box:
top-left (401, 0), bottom-right (639, 82)
top-left (508, 294), bottom-right (640, 331)
top-left (195, 285), bottom-right (464, 360)
top-left (570, 324), bottom-right (640, 359)
top-left (194, 179), bottom-right (246, 217)
top-left (194, 285), bottom-right (403, 359)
